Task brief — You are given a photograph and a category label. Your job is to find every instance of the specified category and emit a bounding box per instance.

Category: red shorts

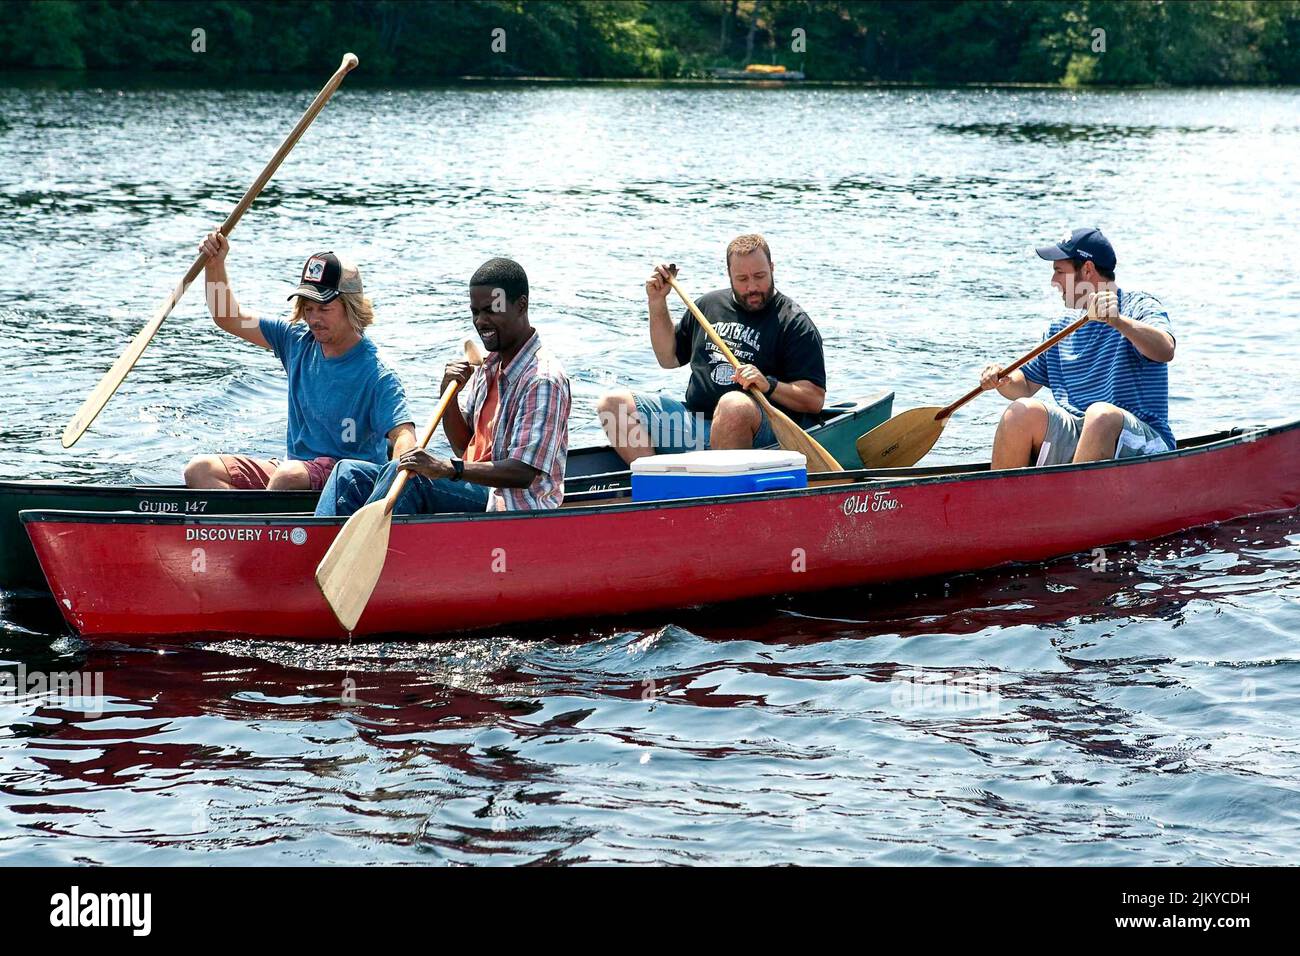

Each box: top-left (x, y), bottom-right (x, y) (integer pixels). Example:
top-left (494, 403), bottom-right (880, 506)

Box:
top-left (218, 455), bottom-right (337, 491)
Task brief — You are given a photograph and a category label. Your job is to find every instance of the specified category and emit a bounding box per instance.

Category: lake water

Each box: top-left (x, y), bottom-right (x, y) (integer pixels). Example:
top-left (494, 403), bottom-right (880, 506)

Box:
top-left (1, 80), bottom-right (1298, 864)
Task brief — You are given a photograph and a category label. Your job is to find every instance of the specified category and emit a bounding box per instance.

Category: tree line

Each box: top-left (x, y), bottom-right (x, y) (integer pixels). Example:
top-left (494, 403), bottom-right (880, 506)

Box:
top-left (3, 0), bottom-right (1298, 85)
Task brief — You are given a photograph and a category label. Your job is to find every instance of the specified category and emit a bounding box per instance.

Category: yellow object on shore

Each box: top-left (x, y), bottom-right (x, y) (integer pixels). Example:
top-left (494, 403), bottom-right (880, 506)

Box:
top-left (745, 64), bottom-right (789, 74)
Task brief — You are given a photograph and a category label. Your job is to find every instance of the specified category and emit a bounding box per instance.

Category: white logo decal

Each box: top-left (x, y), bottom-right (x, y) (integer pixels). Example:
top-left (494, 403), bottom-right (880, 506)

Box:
top-left (142, 499), bottom-right (208, 514)
top-left (290, 527), bottom-right (308, 546)
top-left (841, 491), bottom-right (901, 516)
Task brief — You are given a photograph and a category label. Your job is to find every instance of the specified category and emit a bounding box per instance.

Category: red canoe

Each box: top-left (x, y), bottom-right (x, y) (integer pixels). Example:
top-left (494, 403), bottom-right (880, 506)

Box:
top-left (22, 421), bottom-right (1300, 641)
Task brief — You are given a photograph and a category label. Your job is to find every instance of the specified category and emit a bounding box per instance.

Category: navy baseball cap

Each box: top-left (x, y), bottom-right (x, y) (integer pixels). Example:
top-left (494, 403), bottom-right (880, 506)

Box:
top-left (1036, 227), bottom-right (1117, 272)
top-left (287, 251), bottom-right (363, 303)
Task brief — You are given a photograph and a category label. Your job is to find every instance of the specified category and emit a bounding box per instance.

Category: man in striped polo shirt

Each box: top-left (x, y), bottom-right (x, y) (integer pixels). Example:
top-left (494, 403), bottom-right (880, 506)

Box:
top-left (316, 257), bottom-right (570, 515)
top-left (981, 228), bottom-right (1176, 470)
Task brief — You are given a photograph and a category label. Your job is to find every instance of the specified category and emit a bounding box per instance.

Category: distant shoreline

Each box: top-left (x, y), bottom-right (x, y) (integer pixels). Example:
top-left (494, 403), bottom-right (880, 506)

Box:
top-left (4, 70), bottom-right (1298, 93)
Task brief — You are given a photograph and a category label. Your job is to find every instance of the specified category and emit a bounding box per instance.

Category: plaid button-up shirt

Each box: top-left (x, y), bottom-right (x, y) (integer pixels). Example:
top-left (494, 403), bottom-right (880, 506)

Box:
top-left (457, 330), bottom-right (570, 510)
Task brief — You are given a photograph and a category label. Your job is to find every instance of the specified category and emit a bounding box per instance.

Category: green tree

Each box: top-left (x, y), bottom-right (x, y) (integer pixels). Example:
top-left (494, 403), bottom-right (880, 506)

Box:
top-left (0, 0), bottom-right (1295, 85)
top-left (13, 0), bottom-right (87, 69)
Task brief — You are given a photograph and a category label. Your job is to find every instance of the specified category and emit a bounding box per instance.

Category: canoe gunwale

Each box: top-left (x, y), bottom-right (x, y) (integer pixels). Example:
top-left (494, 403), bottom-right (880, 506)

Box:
top-left (20, 420), bottom-right (1297, 530)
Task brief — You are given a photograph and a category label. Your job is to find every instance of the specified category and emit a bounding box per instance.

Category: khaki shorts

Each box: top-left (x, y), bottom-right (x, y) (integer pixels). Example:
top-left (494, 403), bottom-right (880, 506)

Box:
top-left (1039, 404), bottom-right (1170, 466)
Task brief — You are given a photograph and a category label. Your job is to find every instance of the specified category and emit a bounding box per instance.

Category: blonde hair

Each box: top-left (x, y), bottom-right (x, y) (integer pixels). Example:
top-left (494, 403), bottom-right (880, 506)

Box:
top-left (290, 290), bottom-right (374, 334)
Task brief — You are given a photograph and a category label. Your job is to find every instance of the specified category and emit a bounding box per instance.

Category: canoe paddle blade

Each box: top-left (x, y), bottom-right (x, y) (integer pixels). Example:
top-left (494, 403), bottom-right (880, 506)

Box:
top-left (753, 391), bottom-right (843, 472)
top-left (315, 498), bottom-right (395, 632)
top-left (855, 406), bottom-right (947, 468)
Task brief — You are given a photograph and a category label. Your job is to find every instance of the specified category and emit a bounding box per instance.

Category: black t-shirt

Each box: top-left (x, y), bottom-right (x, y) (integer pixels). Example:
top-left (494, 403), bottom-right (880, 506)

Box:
top-left (673, 288), bottom-right (827, 426)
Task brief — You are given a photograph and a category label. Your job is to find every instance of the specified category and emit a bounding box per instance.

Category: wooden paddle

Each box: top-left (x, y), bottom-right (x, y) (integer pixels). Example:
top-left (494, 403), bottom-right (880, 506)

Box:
top-left (855, 312), bottom-right (1093, 468)
top-left (666, 275), bottom-right (842, 472)
top-left (61, 52), bottom-right (361, 449)
top-left (316, 338), bottom-right (485, 632)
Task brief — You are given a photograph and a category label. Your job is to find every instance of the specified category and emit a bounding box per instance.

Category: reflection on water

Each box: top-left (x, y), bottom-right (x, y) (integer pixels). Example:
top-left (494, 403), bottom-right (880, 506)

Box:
top-left (1, 81), bottom-right (1298, 864)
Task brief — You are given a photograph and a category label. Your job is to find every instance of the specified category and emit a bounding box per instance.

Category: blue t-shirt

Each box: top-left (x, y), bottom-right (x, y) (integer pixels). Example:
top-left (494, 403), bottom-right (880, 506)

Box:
top-left (259, 318), bottom-right (413, 465)
top-left (1021, 289), bottom-right (1175, 449)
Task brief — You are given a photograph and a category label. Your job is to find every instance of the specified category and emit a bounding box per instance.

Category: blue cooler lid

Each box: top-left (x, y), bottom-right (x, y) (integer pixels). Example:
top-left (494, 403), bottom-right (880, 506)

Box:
top-left (631, 449), bottom-right (807, 476)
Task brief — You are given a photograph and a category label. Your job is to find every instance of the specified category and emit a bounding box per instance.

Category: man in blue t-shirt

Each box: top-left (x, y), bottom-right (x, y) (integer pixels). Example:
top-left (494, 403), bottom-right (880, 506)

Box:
top-left (980, 227), bottom-right (1177, 470)
top-left (182, 232), bottom-right (415, 490)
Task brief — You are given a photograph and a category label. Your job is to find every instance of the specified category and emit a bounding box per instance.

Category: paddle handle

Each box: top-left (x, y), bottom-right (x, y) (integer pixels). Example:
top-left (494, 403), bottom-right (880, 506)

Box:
top-left (383, 338), bottom-right (483, 514)
top-left (666, 274), bottom-right (769, 399)
top-left (666, 273), bottom-right (792, 417)
top-left (61, 53), bottom-right (359, 449)
top-left (176, 52), bottom-right (361, 296)
top-left (666, 274), bottom-right (842, 471)
top-left (212, 52), bottom-right (359, 245)
top-left (936, 312), bottom-right (1092, 421)
top-left (667, 275), bottom-right (743, 370)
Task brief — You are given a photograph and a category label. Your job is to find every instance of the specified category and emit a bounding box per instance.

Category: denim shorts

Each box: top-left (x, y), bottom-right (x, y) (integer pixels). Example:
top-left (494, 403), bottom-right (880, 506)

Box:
top-left (314, 458), bottom-right (489, 517)
top-left (631, 392), bottom-right (777, 454)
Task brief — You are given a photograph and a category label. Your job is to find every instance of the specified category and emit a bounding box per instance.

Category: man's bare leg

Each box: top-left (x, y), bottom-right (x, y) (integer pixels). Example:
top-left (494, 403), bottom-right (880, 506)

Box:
top-left (991, 399), bottom-right (1049, 470)
top-left (266, 461), bottom-right (313, 490)
top-left (1073, 402), bottom-right (1125, 463)
top-left (183, 455), bottom-right (235, 489)
top-left (596, 389), bottom-right (657, 465)
top-left (709, 392), bottom-right (761, 450)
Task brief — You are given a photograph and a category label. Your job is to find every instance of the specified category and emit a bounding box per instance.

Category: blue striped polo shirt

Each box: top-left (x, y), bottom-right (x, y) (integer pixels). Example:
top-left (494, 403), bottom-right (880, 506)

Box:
top-left (1021, 289), bottom-right (1175, 449)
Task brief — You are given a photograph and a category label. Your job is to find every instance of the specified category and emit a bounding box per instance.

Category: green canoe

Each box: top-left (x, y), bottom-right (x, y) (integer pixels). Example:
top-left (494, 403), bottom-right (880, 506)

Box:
top-left (1, 391), bottom-right (892, 593)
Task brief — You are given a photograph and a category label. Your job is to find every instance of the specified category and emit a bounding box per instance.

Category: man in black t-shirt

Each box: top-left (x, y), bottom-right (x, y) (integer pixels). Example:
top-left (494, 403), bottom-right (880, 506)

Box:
top-left (596, 234), bottom-right (827, 464)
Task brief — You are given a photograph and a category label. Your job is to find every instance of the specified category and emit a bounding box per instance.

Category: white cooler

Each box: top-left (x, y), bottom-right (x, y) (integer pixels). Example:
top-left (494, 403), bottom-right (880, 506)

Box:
top-left (630, 449), bottom-right (808, 502)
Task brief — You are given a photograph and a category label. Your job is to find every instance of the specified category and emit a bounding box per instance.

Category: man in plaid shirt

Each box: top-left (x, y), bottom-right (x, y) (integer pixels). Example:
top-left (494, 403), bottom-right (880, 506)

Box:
top-left (315, 258), bottom-right (570, 515)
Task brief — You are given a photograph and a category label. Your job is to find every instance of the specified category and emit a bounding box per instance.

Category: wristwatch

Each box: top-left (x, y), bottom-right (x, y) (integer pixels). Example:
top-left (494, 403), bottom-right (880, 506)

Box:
top-left (450, 457), bottom-right (465, 481)
top-left (765, 375), bottom-right (779, 396)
